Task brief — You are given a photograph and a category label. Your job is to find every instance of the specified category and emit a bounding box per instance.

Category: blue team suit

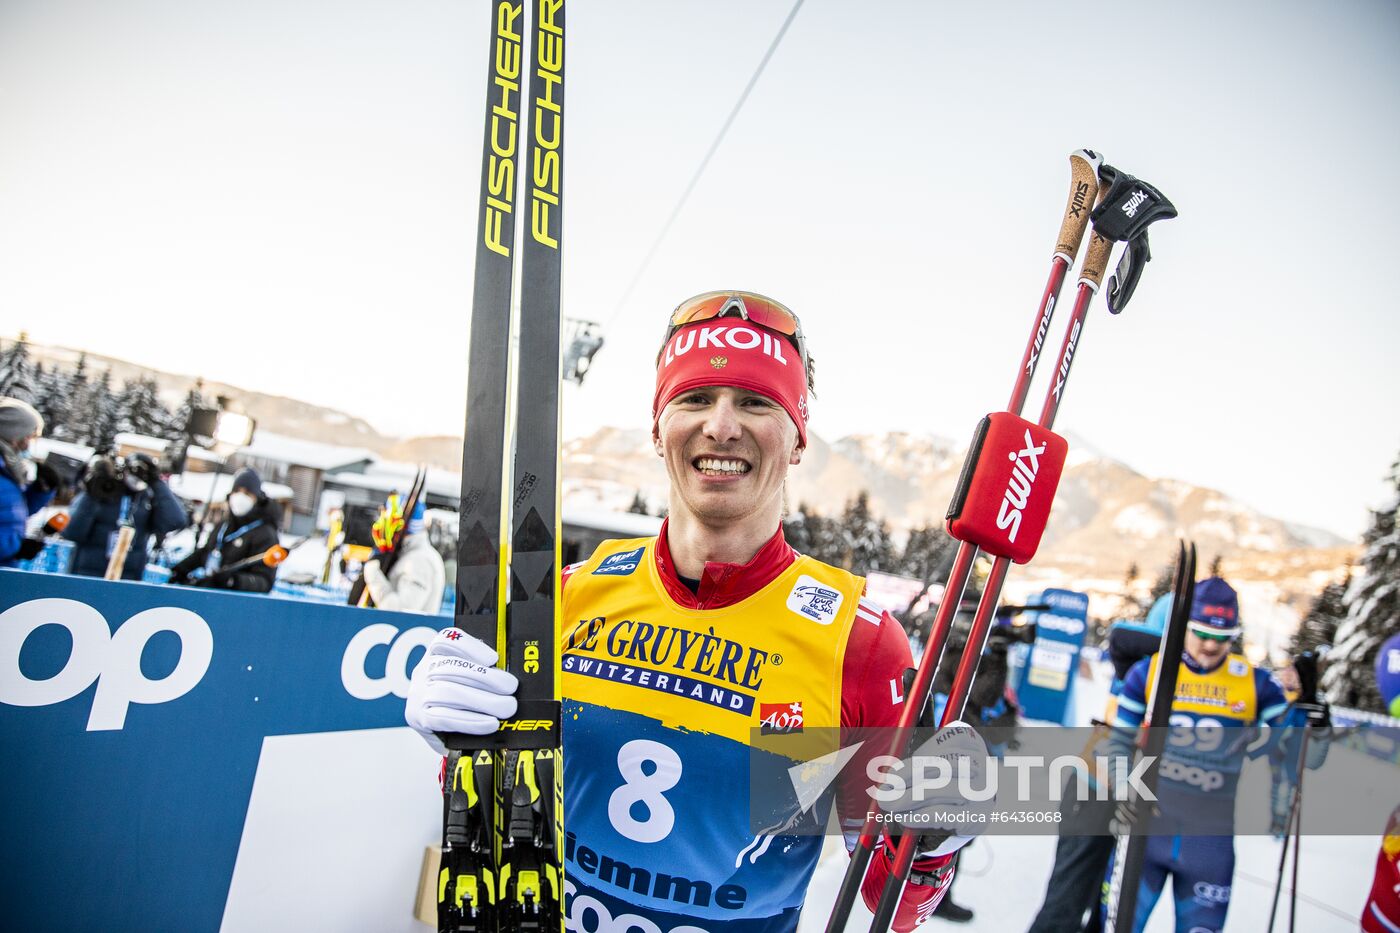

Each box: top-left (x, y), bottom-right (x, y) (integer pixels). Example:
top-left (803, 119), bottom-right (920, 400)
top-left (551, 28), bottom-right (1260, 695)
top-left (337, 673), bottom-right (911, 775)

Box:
top-left (1104, 651), bottom-right (1289, 933)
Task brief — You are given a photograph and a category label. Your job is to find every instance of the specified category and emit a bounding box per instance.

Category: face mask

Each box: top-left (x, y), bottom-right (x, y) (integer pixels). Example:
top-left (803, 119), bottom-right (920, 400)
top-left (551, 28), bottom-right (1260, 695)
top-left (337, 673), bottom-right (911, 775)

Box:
top-left (228, 492), bottom-right (256, 517)
top-left (19, 459), bottom-right (37, 485)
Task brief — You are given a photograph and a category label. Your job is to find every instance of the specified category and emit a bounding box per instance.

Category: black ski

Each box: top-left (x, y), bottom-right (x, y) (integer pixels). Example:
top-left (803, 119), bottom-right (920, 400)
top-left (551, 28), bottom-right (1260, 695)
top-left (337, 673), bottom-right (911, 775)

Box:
top-left (440, 1), bottom-right (525, 928)
top-left (499, 0), bottom-right (566, 925)
top-left (440, 2), bottom-right (566, 932)
top-left (1103, 540), bottom-right (1196, 932)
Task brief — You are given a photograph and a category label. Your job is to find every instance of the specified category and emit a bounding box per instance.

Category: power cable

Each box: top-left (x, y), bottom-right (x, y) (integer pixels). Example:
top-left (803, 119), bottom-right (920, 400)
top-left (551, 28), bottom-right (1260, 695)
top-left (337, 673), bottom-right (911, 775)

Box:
top-left (604, 0), bottom-right (806, 328)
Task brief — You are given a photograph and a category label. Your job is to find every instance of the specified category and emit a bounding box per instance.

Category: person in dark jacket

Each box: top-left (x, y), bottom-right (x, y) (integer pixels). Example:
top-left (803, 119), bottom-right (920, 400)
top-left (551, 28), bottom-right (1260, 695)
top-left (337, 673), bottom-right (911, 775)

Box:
top-left (170, 468), bottom-right (280, 593)
top-left (63, 453), bottom-right (189, 580)
top-left (0, 397), bottom-right (58, 567)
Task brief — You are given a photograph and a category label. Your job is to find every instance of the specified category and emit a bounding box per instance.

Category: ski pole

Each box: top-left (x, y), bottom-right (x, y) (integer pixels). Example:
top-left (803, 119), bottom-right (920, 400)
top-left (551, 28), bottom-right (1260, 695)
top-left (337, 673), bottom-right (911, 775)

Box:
top-left (862, 218), bottom-right (1117, 933)
top-left (824, 149), bottom-right (1102, 933)
top-left (1266, 706), bottom-right (1313, 932)
top-left (865, 165), bottom-right (1177, 933)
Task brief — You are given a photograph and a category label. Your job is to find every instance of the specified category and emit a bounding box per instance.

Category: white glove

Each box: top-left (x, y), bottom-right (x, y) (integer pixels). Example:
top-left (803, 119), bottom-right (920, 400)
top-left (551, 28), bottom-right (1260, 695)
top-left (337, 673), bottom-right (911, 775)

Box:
top-left (876, 720), bottom-right (993, 858)
top-left (405, 627), bottom-right (519, 755)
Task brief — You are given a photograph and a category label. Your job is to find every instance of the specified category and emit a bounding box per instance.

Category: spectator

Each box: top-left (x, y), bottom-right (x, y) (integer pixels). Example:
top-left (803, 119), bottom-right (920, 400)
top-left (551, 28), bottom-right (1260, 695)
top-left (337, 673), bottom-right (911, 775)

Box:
top-left (361, 495), bottom-right (445, 614)
top-left (0, 397), bottom-right (58, 567)
top-left (170, 468), bottom-right (280, 593)
top-left (63, 452), bottom-right (188, 580)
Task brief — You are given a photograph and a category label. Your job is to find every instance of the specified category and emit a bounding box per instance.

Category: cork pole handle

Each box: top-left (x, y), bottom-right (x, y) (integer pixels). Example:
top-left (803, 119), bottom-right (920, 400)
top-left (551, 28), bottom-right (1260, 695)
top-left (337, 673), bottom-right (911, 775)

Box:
top-left (1054, 149), bottom-right (1103, 261)
top-left (1077, 177), bottom-right (1118, 290)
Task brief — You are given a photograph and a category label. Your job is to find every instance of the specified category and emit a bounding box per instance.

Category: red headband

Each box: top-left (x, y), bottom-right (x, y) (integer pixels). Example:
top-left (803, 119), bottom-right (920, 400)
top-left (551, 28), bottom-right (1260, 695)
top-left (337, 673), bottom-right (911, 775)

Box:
top-left (652, 321), bottom-right (809, 446)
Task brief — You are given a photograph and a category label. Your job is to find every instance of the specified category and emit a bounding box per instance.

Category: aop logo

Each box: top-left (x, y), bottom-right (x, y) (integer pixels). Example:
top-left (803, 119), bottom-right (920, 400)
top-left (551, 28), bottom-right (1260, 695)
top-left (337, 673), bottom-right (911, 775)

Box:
top-left (341, 623), bottom-right (436, 700)
top-left (0, 598), bottom-right (213, 731)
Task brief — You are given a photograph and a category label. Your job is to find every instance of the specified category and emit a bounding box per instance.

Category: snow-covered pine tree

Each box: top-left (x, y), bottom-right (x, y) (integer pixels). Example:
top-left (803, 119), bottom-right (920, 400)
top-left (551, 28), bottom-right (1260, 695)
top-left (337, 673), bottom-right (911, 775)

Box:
top-left (0, 333), bottom-right (37, 402)
top-left (782, 503), bottom-right (813, 556)
top-left (117, 375), bottom-right (173, 437)
top-left (170, 380), bottom-right (209, 440)
top-left (83, 369), bottom-right (121, 449)
top-left (897, 523), bottom-right (956, 593)
top-left (1290, 570), bottom-right (1349, 657)
top-left (1321, 454), bottom-right (1400, 712)
top-left (785, 503), bottom-right (845, 568)
top-left (44, 355), bottom-right (88, 442)
top-left (840, 490), bottom-right (893, 576)
top-left (1148, 559), bottom-right (1175, 605)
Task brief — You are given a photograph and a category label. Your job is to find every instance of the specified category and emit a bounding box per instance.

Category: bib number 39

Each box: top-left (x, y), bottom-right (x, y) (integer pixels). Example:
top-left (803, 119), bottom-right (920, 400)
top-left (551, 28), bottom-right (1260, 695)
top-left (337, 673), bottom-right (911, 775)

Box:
top-left (608, 739), bottom-right (682, 843)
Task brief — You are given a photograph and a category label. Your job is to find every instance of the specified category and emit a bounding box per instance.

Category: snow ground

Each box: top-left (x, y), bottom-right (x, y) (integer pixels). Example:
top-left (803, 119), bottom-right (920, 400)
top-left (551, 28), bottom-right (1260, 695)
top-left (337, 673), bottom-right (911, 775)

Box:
top-left (798, 831), bottom-right (1373, 932)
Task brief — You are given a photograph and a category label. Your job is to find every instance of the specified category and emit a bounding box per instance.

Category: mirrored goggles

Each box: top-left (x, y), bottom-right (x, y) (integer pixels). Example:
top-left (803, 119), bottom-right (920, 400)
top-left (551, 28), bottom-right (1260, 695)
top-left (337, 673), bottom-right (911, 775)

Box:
top-left (662, 290), bottom-right (808, 374)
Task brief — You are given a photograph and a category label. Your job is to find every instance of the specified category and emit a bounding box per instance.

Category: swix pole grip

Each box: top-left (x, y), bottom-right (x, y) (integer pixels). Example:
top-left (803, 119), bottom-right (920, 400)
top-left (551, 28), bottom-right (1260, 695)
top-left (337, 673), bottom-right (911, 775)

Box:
top-left (1054, 149), bottom-right (1103, 261)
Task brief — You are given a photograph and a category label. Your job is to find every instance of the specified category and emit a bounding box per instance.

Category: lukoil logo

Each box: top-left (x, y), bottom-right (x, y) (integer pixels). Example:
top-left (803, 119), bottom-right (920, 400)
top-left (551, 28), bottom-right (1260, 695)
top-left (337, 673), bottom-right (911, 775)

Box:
top-left (0, 598), bottom-right (212, 731)
top-left (341, 623), bottom-right (437, 700)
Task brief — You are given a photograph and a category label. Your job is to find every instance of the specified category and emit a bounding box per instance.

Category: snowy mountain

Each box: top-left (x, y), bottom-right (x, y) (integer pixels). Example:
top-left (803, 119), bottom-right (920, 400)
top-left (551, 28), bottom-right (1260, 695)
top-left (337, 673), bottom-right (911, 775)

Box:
top-left (559, 425), bottom-right (1357, 658)
top-left (561, 425), bottom-right (1344, 555)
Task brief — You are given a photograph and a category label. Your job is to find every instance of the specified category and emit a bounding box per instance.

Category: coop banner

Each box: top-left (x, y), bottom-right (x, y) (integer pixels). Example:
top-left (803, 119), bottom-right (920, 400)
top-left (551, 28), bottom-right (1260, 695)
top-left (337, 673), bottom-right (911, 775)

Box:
top-left (0, 569), bottom-right (440, 932)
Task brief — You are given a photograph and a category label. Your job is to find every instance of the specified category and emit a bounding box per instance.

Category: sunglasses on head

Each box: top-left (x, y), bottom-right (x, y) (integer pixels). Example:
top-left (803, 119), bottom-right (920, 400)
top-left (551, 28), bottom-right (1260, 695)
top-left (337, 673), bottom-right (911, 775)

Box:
top-left (662, 290), bottom-right (809, 376)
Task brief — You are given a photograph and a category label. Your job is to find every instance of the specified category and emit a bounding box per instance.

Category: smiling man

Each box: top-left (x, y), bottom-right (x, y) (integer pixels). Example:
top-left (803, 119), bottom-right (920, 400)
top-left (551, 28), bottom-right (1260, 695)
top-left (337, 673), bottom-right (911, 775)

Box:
top-left (408, 291), bottom-right (972, 932)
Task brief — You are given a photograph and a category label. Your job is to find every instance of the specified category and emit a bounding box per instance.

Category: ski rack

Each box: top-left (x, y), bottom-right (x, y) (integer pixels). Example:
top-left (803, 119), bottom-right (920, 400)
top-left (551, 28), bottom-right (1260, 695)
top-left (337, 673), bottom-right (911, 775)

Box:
top-left (826, 153), bottom-right (1177, 933)
top-left (1103, 540), bottom-right (1196, 932)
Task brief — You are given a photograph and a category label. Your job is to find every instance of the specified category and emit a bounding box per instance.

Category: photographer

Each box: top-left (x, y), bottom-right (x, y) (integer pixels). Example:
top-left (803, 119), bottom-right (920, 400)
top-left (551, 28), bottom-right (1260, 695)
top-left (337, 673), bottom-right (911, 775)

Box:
top-left (170, 468), bottom-right (279, 593)
top-left (1, 397), bottom-right (59, 567)
top-left (63, 451), bottom-right (188, 580)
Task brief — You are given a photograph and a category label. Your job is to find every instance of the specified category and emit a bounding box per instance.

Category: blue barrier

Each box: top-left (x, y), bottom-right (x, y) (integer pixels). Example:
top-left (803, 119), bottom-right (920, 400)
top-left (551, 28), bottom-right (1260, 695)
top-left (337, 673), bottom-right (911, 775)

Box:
top-left (0, 568), bottom-right (441, 931)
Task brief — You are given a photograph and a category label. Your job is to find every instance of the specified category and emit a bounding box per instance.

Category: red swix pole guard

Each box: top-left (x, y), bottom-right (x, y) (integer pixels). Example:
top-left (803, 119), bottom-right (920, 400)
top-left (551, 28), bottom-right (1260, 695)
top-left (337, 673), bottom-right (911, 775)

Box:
top-left (944, 413), bottom-right (1068, 564)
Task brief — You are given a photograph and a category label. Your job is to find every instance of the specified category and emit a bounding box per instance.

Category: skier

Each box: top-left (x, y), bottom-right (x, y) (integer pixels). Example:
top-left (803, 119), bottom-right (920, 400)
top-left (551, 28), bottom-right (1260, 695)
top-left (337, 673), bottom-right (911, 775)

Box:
top-left (0, 397), bottom-right (58, 566)
top-left (408, 291), bottom-right (983, 931)
top-left (169, 468), bottom-right (280, 592)
top-left (1101, 577), bottom-right (1304, 933)
top-left (360, 493), bottom-right (445, 614)
top-left (63, 452), bottom-right (188, 580)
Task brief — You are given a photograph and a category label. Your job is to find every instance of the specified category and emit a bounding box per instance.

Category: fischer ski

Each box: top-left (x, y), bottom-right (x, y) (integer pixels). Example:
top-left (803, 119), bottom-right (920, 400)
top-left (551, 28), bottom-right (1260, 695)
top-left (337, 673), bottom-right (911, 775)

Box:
top-left (439, 2), bottom-right (566, 932)
top-left (1103, 540), bottom-right (1197, 932)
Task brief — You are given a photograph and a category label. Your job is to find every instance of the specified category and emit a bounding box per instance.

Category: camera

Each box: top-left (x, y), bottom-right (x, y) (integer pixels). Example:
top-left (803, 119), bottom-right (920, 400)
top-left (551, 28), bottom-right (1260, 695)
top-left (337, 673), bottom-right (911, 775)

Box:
top-left (82, 452), bottom-right (160, 501)
top-left (987, 621), bottom-right (1038, 650)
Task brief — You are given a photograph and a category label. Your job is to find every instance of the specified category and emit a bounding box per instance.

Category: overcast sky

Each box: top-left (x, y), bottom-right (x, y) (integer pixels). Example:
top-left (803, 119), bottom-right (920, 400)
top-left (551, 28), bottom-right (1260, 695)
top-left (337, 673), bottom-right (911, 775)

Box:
top-left (2, 0), bottom-right (1397, 539)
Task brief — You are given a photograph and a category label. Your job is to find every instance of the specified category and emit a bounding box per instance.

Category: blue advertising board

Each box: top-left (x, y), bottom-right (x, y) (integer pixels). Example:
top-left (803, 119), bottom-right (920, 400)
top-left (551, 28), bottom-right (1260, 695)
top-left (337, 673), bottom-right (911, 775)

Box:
top-left (1015, 588), bottom-right (1089, 725)
top-left (0, 568), bottom-right (442, 932)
